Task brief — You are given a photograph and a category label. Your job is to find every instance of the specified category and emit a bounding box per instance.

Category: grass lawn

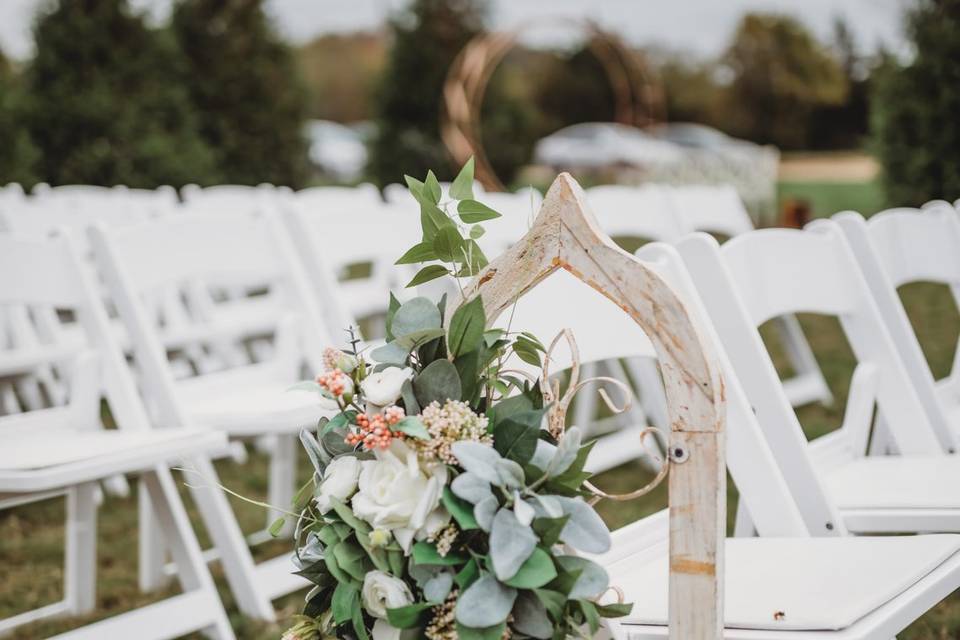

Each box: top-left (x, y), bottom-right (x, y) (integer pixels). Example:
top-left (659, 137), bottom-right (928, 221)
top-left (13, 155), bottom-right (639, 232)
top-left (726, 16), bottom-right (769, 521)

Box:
top-left (3, 183), bottom-right (959, 638)
top-left (777, 179), bottom-right (886, 219)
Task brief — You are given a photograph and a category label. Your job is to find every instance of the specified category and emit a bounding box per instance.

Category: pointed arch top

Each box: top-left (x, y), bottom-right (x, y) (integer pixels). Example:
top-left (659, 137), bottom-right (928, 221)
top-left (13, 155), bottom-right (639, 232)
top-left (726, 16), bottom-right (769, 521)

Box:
top-left (461, 173), bottom-right (726, 639)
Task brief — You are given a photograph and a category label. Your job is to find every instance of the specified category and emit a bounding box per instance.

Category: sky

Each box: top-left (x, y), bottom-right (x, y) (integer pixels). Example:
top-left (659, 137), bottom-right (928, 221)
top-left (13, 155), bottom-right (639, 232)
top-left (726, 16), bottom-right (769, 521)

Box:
top-left (0, 0), bottom-right (910, 62)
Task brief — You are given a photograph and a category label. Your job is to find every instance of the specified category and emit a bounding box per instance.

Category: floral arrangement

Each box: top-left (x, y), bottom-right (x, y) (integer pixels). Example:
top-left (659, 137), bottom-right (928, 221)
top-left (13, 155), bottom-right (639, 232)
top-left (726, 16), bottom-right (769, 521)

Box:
top-left (283, 160), bottom-right (632, 640)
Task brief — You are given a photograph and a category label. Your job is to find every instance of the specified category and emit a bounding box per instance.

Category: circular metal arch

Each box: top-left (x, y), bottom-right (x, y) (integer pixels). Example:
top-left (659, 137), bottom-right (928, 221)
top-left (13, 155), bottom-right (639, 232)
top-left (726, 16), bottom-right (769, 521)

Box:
top-left (441, 19), bottom-right (665, 191)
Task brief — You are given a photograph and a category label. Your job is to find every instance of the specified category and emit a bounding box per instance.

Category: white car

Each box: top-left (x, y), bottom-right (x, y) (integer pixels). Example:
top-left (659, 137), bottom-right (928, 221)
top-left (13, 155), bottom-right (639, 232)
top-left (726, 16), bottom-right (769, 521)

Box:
top-left (305, 120), bottom-right (368, 180)
top-left (533, 122), bottom-right (684, 170)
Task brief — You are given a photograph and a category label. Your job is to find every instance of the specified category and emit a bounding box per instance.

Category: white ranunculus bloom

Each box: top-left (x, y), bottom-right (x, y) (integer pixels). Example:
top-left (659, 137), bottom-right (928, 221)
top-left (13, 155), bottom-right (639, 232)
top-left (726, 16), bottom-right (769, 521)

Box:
top-left (361, 367), bottom-right (414, 407)
top-left (362, 570), bottom-right (414, 619)
top-left (351, 440), bottom-right (449, 552)
top-left (315, 455), bottom-right (361, 513)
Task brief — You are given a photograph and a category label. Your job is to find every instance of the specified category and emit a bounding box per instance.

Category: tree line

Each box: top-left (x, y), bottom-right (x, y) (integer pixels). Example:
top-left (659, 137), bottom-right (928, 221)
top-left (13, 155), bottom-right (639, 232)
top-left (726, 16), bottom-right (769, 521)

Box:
top-left (0, 0), bottom-right (958, 206)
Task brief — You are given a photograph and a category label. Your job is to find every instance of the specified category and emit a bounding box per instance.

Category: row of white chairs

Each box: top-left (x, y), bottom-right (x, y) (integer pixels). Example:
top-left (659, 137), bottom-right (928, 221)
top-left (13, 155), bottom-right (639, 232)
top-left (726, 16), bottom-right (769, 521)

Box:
top-left (2, 180), bottom-right (958, 639)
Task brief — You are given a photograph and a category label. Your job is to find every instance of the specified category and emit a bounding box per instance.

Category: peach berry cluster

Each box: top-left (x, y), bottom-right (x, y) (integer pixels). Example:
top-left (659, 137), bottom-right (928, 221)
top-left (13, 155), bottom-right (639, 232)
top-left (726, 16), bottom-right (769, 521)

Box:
top-left (346, 406), bottom-right (406, 450)
top-left (315, 369), bottom-right (351, 398)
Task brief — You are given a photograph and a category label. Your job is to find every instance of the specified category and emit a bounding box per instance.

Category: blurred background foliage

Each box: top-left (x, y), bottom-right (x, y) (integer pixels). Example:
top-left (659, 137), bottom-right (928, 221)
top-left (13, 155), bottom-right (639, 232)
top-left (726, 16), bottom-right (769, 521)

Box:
top-left (0, 0), bottom-right (957, 206)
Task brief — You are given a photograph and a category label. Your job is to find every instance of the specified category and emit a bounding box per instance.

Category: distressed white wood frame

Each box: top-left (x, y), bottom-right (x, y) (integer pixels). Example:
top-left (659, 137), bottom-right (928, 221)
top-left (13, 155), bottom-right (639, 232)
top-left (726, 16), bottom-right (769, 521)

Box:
top-left (459, 173), bottom-right (727, 639)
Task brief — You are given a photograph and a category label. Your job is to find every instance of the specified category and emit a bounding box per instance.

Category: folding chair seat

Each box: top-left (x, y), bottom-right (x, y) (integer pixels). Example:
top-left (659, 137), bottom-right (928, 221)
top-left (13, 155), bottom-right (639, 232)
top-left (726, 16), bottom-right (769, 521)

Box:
top-left (833, 207), bottom-right (960, 453)
top-left (0, 232), bottom-right (234, 639)
top-left (89, 206), bottom-right (331, 613)
top-left (676, 224), bottom-right (960, 536)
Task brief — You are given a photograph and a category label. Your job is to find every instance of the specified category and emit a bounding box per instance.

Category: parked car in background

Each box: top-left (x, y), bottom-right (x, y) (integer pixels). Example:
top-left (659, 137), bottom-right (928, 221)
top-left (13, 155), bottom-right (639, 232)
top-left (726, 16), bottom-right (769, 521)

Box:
top-left (533, 122), bottom-right (685, 170)
top-left (305, 119), bottom-right (369, 181)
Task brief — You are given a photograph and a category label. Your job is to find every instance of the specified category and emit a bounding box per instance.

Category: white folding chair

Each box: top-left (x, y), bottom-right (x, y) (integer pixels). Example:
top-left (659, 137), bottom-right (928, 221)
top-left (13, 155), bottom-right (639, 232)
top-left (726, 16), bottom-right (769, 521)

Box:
top-left (0, 232), bottom-right (234, 639)
top-left (833, 207), bottom-right (960, 452)
top-left (89, 208), bottom-right (335, 616)
top-left (490, 237), bottom-right (960, 640)
top-left (677, 225), bottom-right (960, 537)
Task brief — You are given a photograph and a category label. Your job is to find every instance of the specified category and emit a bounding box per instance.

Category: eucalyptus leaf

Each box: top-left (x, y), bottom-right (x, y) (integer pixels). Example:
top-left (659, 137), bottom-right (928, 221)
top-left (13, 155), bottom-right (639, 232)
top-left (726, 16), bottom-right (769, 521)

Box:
top-left (424, 571), bottom-right (455, 603)
top-left (371, 340), bottom-right (410, 366)
top-left (489, 507), bottom-right (538, 581)
top-left (474, 495), bottom-right (499, 532)
top-left (545, 427), bottom-right (582, 478)
top-left (394, 327), bottom-right (446, 350)
top-left (425, 170), bottom-right (442, 204)
top-left (450, 472), bottom-right (494, 504)
top-left (392, 297), bottom-right (441, 337)
top-left (395, 241), bottom-right (437, 265)
top-left (511, 590), bottom-right (553, 639)
top-left (556, 555), bottom-right (609, 599)
top-left (456, 622), bottom-right (505, 640)
top-left (556, 496), bottom-right (612, 553)
top-left (469, 225), bottom-right (485, 239)
top-left (447, 295), bottom-right (486, 358)
top-left (287, 380), bottom-right (321, 393)
top-left (455, 574), bottom-right (517, 628)
top-left (503, 547), bottom-right (557, 589)
top-left (458, 199), bottom-right (502, 223)
top-left (400, 378), bottom-right (420, 414)
top-left (413, 359), bottom-right (462, 406)
top-left (321, 428), bottom-right (355, 457)
top-left (450, 442), bottom-right (503, 484)
top-left (433, 225), bottom-right (465, 262)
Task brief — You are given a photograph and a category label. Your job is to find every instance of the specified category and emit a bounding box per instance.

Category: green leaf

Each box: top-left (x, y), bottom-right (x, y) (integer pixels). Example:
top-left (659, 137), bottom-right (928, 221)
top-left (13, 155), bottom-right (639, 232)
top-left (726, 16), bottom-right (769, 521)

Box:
top-left (385, 292), bottom-right (402, 341)
top-left (406, 264), bottom-right (449, 288)
top-left (503, 548), bottom-right (557, 589)
top-left (513, 337), bottom-right (543, 368)
top-left (533, 588), bottom-right (567, 619)
top-left (401, 378), bottom-right (420, 414)
top-left (578, 599), bottom-right (601, 633)
top-left (420, 203), bottom-right (452, 242)
top-left (352, 603), bottom-right (370, 640)
top-left (387, 548), bottom-right (405, 576)
top-left (413, 359), bottom-right (463, 406)
top-left (448, 295), bottom-right (486, 358)
top-left (455, 557), bottom-right (480, 589)
top-left (454, 350), bottom-right (480, 405)
top-left (333, 541), bottom-right (369, 581)
top-left (450, 157), bottom-right (475, 200)
top-left (412, 541), bottom-right (467, 566)
top-left (287, 380), bottom-right (321, 393)
top-left (396, 241), bottom-right (437, 265)
top-left (323, 543), bottom-right (352, 585)
top-left (456, 575), bottom-right (517, 628)
top-left (455, 239), bottom-right (489, 277)
top-left (595, 602), bottom-right (634, 618)
top-left (394, 327), bottom-right (446, 350)
top-left (332, 583), bottom-right (359, 624)
top-left (433, 225), bottom-right (465, 262)
top-left (394, 415), bottom-right (431, 440)
top-left (493, 408), bottom-right (546, 464)
top-left (456, 622), bottom-right (505, 640)
top-left (387, 602), bottom-right (434, 629)
top-left (425, 170), bottom-right (442, 203)
top-left (355, 530), bottom-right (389, 571)
top-left (531, 515), bottom-right (570, 548)
top-left (268, 516), bottom-right (286, 537)
top-left (404, 174), bottom-right (425, 198)
top-left (370, 340), bottom-right (410, 366)
top-left (458, 199), bottom-right (502, 223)
top-left (442, 486), bottom-right (478, 530)
top-left (328, 496), bottom-right (371, 534)
top-left (487, 393), bottom-right (534, 428)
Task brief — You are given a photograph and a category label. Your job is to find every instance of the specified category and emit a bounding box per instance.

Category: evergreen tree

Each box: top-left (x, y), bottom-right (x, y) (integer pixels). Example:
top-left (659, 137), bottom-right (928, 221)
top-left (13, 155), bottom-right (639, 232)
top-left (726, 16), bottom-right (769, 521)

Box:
top-left (872, 0), bottom-right (960, 205)
top-left (172, 0), bottom-right (309, 187)
top-left (25, 0), bottom-right (217, 187)
top-left (368, 0), bottom-right (487, 186)
top-left (0, 51), bottom-right (39, 186)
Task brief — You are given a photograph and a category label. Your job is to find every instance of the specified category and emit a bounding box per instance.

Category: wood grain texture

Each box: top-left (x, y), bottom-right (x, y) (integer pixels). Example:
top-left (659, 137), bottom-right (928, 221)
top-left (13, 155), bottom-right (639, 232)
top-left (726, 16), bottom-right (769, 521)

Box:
top-left (459, 172), bottom-right (727, 639)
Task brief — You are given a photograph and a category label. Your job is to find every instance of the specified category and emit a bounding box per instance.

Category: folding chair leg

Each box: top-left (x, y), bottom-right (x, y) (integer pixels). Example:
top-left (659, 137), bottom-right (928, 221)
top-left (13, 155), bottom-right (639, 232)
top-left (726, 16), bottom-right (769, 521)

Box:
top-left (623, 357), bottom-right (669, 430)
top-left (139, 485), bottom-right (171, 592)
top-left (572, 361), bottom-right (599, 432)
top-left (184, 456), bottom-right (276, 622)
top-left (140, 466), bottom-right (234, 640)
top-left (267, 434), bottom-right (296, 535)
top-left (65, 483), bottom-right (97, 615)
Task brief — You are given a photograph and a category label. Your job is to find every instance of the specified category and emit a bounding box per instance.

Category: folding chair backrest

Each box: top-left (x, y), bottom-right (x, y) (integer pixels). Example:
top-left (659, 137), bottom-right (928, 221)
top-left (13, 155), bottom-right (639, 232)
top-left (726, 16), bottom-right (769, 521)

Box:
top-left (668, 184), bottom-right (755, 238)
top-left (499, 244), bottom-right (810, 538)
top-left (677, 226), bottom-right (946, 532)
top-left (0, 232), bottom-right (153, 432)
top-left (586, 184), bottom-right (680, 241)
top-left (474, 188), bottom-right (543, 255)
top-left (294, 184), bottom-right (384, 214)
top-left (89, 209), bottom-right (331, 424)
top-left (833, 208), bottom-right (960, 451)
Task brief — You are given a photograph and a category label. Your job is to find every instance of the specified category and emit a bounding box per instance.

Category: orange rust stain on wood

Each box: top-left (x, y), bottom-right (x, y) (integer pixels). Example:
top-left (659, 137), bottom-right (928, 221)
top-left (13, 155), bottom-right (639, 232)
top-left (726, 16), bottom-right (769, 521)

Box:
top-left (670, 558), bottom-right (717, 576)
top-left (479, 269), bottom-right (498, 286)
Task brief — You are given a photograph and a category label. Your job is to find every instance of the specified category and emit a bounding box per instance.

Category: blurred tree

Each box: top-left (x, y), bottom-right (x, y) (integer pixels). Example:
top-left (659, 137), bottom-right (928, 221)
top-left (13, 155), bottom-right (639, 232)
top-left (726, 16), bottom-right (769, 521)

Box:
top-left (807, 18), bottom-right (872, 150)
top-left (25, 0), bottom-right (217, 187)
top-left (368, 0), bottom-right (488, 186)
top-left (172, 0), bottom-right (309, 187)
top-left (532, 43), bottom-right (618, 133)
top-left (298, 33), bottom-right (387, 123)
top-left (0, 51), bottom-right (39, 186)
top-left (723, 13), bottom-right (847, 149)
top-left (872, 0), bottom-right (960, 205)
top-left (657, 56), bottom-right (727, 130)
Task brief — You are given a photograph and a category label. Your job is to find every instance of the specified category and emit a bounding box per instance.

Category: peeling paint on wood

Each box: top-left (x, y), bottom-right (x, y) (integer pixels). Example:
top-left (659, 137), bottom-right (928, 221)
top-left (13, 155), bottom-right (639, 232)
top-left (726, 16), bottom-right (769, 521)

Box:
top-left (459, 173), bottom-right (727, 639)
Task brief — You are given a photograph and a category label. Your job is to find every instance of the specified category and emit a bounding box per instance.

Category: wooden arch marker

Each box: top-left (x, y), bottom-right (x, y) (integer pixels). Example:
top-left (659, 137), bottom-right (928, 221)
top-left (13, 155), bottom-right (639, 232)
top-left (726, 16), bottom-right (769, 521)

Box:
top-left (459, 173), bottom-right (727, 639)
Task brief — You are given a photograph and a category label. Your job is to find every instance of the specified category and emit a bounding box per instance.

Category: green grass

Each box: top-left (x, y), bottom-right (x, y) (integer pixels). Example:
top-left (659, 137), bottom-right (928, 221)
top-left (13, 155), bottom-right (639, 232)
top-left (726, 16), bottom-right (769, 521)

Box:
top-left (777, 179), bottom-right (886, 219)
top-left (3, 221), bottom-right (960, 638)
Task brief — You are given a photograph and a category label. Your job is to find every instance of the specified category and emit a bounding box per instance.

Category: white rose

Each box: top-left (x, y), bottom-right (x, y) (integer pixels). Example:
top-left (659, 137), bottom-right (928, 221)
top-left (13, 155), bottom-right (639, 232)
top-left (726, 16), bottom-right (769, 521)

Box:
top-left (315, 456), bottom-right (361, 513)
top-left (361, 367), bottom-right (414, 407)
top-left (361, 570), bottom-right (414, 619)
top-left (351, 440), bottom-right (448, 552)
